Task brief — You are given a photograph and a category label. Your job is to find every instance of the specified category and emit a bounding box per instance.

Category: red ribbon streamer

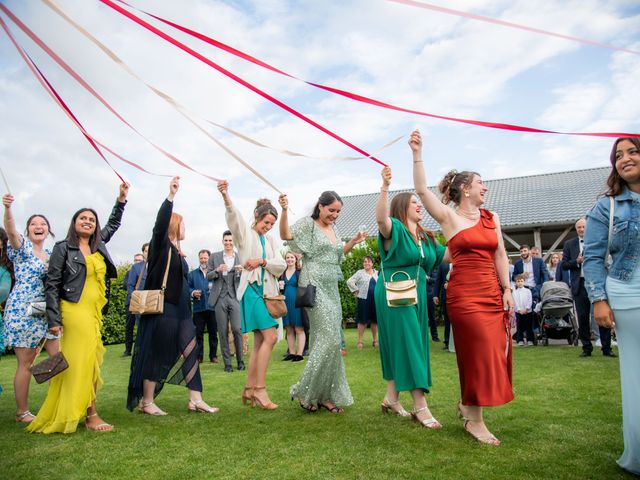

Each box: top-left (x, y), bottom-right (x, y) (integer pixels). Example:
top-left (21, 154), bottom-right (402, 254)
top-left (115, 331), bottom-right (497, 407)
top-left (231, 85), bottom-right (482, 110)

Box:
top-left (0, 15), bottom-right (175, 181)
top-left (387, 0), bottom-right (640, 56)
top-left (0, 3), bottom-right (223, 182)
top-left (98, 0), bottom-right (387, 166)
top-left (116, 0), bottom-right (639, 138)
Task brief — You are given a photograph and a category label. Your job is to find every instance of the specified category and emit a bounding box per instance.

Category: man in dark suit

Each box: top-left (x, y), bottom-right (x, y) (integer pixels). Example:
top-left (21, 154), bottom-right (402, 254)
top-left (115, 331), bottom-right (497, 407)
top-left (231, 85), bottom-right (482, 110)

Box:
top-left (188, 249), bottom-right (218, 364)
top-left (207, 230), bottom-right (244, 372)
top-left (562, 218), bottom-right (615, 358)
top-left (433, 262), bottom-right (452, 350)
top-left (512, 244), bottom-right (548, 303)
top-left (123, 242), bottom-right (148, 357)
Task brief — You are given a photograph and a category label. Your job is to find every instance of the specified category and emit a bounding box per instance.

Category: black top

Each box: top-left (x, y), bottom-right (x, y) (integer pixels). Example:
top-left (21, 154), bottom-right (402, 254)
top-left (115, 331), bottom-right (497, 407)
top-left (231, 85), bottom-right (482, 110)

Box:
top-left (144, 198), bottom-right (185, 305)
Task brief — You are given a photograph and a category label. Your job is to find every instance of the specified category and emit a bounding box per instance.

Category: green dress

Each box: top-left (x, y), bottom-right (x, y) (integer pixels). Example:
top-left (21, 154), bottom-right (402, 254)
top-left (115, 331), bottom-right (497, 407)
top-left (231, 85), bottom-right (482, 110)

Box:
top-left (289, 216), bottom-right (352, 406)
top-left (374, 218), bottom-right (445, 392)
top-left (240, 236), bottom-right (277, 333)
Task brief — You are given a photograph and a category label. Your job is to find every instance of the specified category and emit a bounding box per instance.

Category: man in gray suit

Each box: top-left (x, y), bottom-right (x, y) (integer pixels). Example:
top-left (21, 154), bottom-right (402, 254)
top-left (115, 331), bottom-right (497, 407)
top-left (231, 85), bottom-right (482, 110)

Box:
top-left (208, 230), bottom-right (245, 372)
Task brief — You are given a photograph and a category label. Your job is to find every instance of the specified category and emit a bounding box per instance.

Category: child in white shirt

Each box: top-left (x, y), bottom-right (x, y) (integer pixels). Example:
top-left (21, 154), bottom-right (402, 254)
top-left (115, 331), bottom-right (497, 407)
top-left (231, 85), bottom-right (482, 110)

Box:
top-left (513, 274), bottom-right (534, 346)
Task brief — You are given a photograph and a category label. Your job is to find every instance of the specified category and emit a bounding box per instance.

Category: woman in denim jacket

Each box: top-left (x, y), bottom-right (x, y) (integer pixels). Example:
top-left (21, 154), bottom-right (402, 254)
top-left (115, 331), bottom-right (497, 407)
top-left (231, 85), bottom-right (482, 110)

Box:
top-left (584, 137), bottom-right (640, 476)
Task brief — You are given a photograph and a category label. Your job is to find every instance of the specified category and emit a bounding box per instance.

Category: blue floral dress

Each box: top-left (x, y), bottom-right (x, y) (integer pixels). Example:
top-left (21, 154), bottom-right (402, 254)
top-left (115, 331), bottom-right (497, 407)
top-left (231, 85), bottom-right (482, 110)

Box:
top-left (4, 236), bottom-right (51, 348)
top-left (0, 264), bottom-right (12, 396)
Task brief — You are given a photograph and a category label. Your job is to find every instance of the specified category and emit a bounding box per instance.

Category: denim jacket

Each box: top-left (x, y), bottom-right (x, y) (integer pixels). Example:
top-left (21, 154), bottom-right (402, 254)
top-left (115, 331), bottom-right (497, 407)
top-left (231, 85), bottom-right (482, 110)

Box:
top-left (583, 187), bottom-right (640, 303)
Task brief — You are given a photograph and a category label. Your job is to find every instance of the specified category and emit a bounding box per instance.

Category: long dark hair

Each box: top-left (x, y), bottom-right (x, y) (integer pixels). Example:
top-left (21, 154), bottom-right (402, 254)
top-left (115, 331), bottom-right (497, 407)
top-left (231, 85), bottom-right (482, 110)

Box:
top-left (438, 170), bottom-right (479, 205)
top-left (66, 208), bottom-right (102, 252)
top-left (605, 137), bottom-right (640, 197)
top-left (390, 192), bottom-right (436, 244)
top-left (24, 214), bottom-right (55, 238)
top-left (311, 191), bottom-right (343, 219)
top-left (0, 227), bottom-right (15, 289)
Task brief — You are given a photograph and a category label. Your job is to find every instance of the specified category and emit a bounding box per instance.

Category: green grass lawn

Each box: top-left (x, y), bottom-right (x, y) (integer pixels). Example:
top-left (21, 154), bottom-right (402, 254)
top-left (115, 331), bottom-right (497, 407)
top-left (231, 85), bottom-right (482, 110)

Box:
top-left (0, 328), bottom-right (632, 480)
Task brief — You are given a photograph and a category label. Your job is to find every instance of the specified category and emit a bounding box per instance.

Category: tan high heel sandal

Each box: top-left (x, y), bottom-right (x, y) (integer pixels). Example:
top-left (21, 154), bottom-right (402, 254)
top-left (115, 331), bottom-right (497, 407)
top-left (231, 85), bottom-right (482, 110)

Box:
top-left (411, 406), bottom-right (442, 429)
top-left (252, 386), bottom-right (278, 410)
top-left (241, 386), bottom-right (254, 407)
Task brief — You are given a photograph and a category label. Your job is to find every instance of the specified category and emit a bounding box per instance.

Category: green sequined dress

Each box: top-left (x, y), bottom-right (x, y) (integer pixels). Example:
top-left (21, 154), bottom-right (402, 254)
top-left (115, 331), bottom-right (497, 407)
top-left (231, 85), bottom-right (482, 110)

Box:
top-left (289, 216), bottom-right (353, 407)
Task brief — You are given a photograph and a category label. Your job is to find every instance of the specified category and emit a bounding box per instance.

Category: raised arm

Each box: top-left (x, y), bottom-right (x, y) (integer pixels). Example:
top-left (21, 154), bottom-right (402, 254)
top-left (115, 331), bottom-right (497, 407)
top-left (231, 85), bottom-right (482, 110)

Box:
top-left (218, 181), bottom-right (246, 248)
top-left (376, 166), bottom-right (393, 239)
top-left (278, 193), bottom-right (293, 241)
top-left (2, 194), bottom-right (23, 249)
top-left (410, 130), bottom-right (452, 226)
top-left (100, 182), bottom-right (129, 244)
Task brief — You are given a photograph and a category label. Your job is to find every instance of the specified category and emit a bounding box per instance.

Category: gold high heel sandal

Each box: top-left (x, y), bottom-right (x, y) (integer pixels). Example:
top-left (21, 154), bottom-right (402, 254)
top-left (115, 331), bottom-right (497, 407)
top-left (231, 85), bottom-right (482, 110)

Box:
top-left (138, 401), bottom-right (168, 416)
top-left (381, 398), bottom-right (410, 417)
top-left (188, 400), bottom-right (219, 414)
top-left (252, 386), bottom-right (278, 410)
top-left (411, 406), bottom-right (442, 429)
top-left (241, 386), bottom-right (254, 407)
top-left (463, 419), bottom-right (501, 446)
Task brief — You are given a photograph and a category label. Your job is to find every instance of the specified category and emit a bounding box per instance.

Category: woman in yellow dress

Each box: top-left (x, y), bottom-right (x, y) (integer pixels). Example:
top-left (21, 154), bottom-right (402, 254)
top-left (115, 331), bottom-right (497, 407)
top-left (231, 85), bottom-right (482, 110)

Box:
top-left (27, 183), bottom-right (128, 433)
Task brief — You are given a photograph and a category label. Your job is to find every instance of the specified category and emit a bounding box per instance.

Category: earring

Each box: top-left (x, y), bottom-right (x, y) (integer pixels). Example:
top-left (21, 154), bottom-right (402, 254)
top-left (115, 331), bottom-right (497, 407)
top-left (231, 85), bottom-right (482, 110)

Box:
top-left (464, 191), bottom-right (470, 198)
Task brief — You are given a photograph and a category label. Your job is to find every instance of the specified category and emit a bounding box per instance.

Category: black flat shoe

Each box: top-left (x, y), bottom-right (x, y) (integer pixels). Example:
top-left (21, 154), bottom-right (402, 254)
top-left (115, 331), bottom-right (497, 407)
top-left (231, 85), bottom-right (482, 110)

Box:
top-left (579, 351), bottom-right (592, 358)
top-left (603, 351), bottom-right (617, 357)
top-left (291, 355), bottom-right (304, 362)
top-left (282, 353), bottom-right (295, 361)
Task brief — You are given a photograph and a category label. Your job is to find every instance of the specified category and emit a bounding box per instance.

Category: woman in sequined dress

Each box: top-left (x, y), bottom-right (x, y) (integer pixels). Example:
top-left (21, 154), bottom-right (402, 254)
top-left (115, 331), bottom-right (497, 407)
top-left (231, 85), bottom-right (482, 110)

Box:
top-left (278, 191), bottom-right (366, 413)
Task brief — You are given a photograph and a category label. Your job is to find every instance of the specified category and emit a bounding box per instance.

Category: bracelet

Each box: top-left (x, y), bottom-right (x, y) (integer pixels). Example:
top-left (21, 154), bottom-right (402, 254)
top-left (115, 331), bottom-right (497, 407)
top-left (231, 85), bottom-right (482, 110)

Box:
top-left (413, 161), bottom-right (424, 163)
top-left (502, 285), bottom-right (511, 291)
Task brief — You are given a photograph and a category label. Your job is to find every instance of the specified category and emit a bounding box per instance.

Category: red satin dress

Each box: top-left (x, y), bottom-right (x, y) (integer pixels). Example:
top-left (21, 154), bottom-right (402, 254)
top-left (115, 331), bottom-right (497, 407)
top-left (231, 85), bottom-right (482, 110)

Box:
top-left (446, 209), bottom-right (514, 407)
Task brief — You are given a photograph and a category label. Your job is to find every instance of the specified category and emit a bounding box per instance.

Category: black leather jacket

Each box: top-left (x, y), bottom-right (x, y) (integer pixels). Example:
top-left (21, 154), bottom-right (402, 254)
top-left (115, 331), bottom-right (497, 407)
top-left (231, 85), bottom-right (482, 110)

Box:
top-left (45, 200), bottom-right (126, 328)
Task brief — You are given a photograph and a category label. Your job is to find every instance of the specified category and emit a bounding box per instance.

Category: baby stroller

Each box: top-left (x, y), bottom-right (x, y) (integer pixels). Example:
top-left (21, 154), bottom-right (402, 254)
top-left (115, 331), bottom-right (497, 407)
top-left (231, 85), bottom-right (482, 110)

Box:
top-left (537, 281), bottom-right (578, 346)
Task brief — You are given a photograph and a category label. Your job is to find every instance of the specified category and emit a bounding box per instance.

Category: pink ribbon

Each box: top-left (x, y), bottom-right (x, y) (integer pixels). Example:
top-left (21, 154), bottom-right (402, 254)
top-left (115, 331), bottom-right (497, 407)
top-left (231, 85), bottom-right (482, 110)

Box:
top-left (114, 0), bottom-right (639, 138)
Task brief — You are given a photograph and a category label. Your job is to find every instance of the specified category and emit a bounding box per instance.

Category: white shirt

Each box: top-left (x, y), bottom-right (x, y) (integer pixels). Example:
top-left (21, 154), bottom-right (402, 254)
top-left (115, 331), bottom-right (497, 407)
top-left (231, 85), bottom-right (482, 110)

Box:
top-left (579, 238), bottom-right (585, 278)
top-left (522, 258), bottom-right (536, 288)
top-left (222, 252), bottom-right (235, 276)
top-left (512, 286), bottom-right (532, 312)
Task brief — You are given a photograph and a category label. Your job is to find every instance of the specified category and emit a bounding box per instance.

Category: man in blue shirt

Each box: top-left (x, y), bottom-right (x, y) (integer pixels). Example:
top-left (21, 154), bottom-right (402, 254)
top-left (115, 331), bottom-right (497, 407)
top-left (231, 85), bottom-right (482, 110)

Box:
top-left (188, 249), bottom-right (218, 364)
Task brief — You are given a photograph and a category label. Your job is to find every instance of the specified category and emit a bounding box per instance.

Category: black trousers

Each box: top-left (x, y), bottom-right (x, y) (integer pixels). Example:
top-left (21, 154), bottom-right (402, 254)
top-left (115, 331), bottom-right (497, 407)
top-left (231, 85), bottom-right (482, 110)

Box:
top-left (124, 311), bottom-right (137, 354)
top-left (193, 309), bottom-right (218, 361)
top-left (426, 292), bottom-right (439, 340)
top-left (515, 312), bottom-right (535, 343)
top-left (575, 278), bottom-right (612, 354)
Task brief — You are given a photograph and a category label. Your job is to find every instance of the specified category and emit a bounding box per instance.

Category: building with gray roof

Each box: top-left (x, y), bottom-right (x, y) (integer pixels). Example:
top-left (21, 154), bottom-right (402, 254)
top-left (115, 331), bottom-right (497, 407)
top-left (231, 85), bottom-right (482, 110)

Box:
top-left (337, 166), bottom-right (609, 259)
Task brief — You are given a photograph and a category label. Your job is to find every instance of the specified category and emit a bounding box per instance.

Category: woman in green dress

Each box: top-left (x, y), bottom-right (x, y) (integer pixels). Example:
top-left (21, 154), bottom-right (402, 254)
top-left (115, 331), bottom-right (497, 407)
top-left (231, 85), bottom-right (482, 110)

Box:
top-left (374, 167), bottom-right (445, 428)
top-left (279, 191), bottom-right (367, 413)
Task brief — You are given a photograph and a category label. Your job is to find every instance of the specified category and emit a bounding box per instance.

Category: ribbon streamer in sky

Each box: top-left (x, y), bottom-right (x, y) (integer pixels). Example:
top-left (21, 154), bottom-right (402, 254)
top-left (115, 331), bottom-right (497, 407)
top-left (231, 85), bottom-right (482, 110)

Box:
top-left (386, 0), bottom-right (640, 56)
top-left (0, 3), bottom-right (224, 183)
top-left (114, 0), bottom-right (639, 138)
top-left (42, 0), bottom-right (401, 169)
top-left (98, 0), bottom-right (388, 165)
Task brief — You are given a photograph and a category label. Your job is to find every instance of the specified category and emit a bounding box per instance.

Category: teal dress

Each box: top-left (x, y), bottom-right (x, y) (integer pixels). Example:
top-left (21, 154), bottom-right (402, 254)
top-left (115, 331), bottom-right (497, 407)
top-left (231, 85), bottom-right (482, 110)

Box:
top-left (240, 235), bottom-right (278, 333)
top-left (374, 218), bottom-right (444, 392)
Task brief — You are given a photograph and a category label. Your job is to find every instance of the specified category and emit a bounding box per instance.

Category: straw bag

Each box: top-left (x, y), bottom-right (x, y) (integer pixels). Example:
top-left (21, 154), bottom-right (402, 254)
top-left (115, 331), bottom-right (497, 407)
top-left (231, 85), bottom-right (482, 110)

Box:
top-left (31, 339), bottom-right (68, 384)
top-left (129, 250), bottom-right (171, 315)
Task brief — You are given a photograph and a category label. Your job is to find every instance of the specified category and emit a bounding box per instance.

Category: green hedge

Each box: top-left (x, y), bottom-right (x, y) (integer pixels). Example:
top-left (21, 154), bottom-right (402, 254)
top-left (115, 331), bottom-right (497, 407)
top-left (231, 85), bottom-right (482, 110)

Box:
top-left (102, 264), bottom-right (129, 345)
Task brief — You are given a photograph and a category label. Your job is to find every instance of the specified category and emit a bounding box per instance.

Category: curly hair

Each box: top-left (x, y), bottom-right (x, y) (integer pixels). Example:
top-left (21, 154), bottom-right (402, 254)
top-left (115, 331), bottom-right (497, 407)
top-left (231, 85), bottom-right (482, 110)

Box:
top-left (438, 170), bottom-right (479, 205)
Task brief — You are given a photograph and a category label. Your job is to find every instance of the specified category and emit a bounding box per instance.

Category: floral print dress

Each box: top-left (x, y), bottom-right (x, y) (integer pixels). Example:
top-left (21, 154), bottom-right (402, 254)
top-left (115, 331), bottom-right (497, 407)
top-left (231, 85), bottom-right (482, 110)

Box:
top-left (4, 236), bottom-right (51, 348)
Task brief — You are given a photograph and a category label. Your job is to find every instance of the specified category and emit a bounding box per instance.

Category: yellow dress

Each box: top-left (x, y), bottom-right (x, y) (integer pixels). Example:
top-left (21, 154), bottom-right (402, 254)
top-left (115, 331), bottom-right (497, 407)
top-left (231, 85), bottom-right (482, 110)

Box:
top-left (27, 252), bottom-right (107, 434)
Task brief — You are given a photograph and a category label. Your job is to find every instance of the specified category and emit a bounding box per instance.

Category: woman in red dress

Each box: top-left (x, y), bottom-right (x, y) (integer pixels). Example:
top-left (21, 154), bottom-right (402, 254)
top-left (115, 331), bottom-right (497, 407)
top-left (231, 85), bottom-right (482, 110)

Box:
top-left (410, 130), bottom-right (514, 445)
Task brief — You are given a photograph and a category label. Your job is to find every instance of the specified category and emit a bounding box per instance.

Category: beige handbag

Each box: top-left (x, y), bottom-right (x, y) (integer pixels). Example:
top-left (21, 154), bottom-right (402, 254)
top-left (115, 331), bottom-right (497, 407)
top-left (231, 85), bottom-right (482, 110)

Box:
top-left (381, 263), bottom-right (420, 308)
top-left (129, 250), bottom-right (171, 315)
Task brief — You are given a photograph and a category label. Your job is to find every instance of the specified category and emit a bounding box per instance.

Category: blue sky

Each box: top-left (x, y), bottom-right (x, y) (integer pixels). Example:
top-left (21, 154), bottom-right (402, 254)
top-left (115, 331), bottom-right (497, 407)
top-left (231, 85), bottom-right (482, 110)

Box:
top-left (0, 0), bottom-right (639, 264)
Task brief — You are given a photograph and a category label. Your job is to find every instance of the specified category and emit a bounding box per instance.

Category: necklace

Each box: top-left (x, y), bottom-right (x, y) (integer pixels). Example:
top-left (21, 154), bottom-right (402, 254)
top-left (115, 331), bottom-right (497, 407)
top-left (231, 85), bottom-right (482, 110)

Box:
top-left (455, 208), bottom-right (480, 220)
